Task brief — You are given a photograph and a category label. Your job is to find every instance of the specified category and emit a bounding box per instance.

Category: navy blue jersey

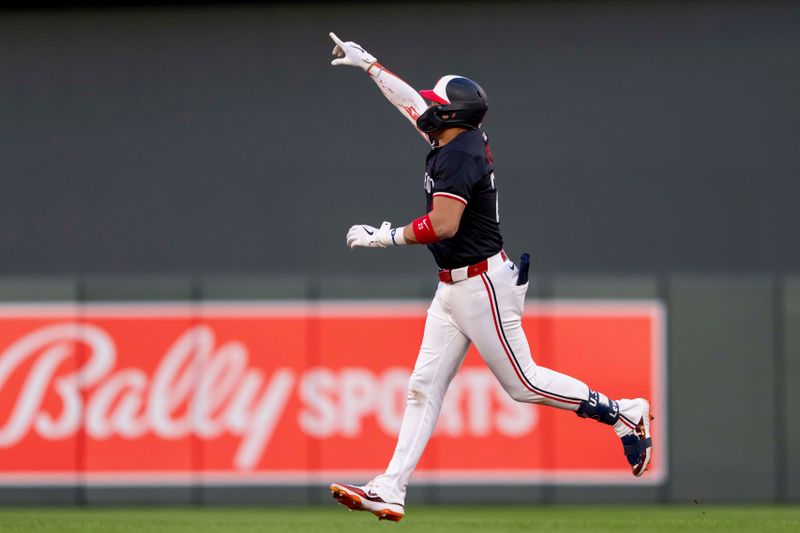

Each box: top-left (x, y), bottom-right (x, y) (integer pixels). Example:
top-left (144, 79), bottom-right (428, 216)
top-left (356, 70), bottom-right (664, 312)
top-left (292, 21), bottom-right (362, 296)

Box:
top-left (424, 129), bottom-right (503, 270)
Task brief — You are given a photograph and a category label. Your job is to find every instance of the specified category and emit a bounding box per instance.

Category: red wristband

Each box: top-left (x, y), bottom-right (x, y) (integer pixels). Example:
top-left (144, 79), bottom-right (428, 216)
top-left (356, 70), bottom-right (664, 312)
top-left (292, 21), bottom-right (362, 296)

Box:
top-left (411, 214), bottom-right (439, 244)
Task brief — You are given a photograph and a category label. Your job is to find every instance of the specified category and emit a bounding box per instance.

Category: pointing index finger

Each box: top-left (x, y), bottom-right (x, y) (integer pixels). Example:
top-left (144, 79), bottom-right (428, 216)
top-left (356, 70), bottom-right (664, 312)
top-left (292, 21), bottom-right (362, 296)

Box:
top-left (329, 32), bottom-right (344, 47)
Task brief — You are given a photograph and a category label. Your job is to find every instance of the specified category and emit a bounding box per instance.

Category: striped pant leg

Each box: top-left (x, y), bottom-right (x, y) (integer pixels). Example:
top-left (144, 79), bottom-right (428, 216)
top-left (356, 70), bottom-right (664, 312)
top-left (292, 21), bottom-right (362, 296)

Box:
top-left (450, 263), bottom-right (589, 410)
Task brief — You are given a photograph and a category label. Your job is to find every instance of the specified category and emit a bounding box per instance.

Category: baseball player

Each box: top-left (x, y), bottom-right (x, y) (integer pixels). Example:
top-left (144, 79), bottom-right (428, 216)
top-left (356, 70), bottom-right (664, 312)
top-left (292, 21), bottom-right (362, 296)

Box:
top-left (327, 32), bottom-right (653, 522)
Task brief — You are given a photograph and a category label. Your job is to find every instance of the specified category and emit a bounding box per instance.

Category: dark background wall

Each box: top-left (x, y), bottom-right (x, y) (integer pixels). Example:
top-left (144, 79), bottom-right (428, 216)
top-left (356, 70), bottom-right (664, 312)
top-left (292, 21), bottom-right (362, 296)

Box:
top-left (2, 1), bottom-right (799, 276)
top-left (1, 1), bottom-right (799, 506)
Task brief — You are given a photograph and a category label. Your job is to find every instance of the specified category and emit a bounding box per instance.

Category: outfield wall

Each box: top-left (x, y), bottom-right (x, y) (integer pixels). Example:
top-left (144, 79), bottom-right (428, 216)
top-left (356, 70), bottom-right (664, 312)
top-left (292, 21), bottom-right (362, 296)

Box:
top-left (0, 273), bottom-right (796, 505)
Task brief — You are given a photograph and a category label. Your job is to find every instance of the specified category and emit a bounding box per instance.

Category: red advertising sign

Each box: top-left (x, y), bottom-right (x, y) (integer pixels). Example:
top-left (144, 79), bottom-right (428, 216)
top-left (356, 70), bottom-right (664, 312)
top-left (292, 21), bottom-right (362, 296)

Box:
top-left (0, 301), bottom-right (666, 485)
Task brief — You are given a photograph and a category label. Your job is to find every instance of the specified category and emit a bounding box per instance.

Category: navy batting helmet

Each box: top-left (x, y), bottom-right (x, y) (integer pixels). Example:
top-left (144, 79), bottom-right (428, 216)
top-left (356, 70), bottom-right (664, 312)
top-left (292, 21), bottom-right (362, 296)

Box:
top-left (417, 75), bottom-right (489, 133)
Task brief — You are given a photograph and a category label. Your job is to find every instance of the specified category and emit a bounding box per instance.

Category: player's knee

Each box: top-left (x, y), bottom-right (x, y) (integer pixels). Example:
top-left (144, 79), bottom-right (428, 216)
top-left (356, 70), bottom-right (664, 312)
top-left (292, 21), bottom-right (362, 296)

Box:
top-left (507, 387), bottom-right (532, 403)
top-left (407, 387), bottom-right (425, 404)
top-left (503, 384), bottom-right (533, 403)
top-left (504, 366), bottom-right (539, 402)
top-left (406, 373), bottom-right (428, 404)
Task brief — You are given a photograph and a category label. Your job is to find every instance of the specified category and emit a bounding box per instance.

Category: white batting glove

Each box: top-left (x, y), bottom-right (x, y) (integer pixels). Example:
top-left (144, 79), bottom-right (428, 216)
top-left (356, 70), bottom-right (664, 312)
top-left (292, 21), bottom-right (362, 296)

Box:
top-left (329, 32), bottom-right (377, 72)
top-left (347, 221), bottom-right (406, 249)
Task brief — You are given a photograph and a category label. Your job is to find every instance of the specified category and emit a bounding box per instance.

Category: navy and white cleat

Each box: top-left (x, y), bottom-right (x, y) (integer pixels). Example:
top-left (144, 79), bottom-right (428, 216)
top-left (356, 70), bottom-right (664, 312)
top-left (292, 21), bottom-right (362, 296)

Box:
top-left (330, 482), bottom-right (405, 522)
top-left (621, 399), bottom-right (653, 477)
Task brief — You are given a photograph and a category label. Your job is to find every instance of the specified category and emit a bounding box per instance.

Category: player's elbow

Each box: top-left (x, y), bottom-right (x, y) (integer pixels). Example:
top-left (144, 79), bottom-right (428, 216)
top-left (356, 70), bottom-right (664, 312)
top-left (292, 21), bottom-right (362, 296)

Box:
top-left (435, 219), bottom-right (459, 239)
top-left (428, 206), bottom-right (462, 240)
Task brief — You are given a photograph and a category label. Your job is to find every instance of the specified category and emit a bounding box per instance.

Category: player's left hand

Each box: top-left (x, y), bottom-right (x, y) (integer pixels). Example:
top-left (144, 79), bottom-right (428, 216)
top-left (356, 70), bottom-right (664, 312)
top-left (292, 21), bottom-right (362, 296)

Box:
top-left (329, 32), bottom-right (377, 71)
top-left (347, 221), bottom-right (394, 249)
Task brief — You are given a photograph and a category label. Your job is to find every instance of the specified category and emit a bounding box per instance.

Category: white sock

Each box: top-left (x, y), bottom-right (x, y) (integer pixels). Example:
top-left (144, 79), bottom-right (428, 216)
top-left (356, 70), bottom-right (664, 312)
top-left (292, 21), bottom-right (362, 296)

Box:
top-left (613, 398), bottom-right (645, 438)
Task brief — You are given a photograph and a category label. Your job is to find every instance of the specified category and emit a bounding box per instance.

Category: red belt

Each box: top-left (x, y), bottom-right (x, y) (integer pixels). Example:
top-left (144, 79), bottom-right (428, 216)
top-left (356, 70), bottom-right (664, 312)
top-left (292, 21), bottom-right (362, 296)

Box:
top-left (438, 250), bottom-right (508, 284)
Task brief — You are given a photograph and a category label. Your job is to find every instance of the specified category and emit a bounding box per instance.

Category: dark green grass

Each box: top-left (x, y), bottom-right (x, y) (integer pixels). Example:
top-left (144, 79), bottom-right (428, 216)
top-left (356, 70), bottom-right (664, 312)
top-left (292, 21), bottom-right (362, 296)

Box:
top-left (1, 506), bottom-right (799, 532)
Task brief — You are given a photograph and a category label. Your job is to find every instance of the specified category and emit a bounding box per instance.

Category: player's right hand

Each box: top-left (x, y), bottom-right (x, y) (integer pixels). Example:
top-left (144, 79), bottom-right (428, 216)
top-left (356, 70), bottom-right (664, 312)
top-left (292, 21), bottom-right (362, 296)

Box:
top-left (329, 32), bottom-right (377, 72)
top-left (347, 222), bottom-right (392, 249)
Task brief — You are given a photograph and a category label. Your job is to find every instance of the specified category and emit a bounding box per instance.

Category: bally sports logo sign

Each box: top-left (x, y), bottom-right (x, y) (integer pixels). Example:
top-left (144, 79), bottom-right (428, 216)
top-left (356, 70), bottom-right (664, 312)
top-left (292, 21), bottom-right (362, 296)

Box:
top-left (0, 301), bottom-right (666, 485)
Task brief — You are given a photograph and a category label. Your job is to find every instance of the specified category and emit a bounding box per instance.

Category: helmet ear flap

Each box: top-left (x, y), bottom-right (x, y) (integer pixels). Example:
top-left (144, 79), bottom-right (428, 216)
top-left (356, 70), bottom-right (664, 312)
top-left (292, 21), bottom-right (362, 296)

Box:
top-left (418, 103), bottom-right (485, 132)
top-left (416, 106), bottom-right (445, 134)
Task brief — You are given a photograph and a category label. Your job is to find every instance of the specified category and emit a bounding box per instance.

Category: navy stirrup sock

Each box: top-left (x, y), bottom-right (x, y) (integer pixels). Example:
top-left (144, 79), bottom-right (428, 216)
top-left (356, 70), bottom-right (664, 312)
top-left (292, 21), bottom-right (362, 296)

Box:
top-left (575, 390), bottom-right (620, 426)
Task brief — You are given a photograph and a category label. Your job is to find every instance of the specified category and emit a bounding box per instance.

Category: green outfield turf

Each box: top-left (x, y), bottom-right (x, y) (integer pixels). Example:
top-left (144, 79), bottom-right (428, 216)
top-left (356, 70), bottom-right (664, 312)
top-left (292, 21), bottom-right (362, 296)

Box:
top-left (0, 505), bottom-right (798, 532)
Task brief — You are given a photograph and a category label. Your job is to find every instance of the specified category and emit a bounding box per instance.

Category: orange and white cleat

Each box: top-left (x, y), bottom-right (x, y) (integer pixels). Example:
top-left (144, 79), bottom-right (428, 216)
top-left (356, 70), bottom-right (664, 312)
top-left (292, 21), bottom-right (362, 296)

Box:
top-left (329, 481), bottom-right (405, 522)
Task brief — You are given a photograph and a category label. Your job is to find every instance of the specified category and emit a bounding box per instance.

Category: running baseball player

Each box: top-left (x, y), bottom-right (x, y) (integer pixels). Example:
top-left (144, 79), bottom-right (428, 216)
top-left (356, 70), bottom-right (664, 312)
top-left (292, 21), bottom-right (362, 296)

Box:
top-left (327, 32), bottom-right (653, 522)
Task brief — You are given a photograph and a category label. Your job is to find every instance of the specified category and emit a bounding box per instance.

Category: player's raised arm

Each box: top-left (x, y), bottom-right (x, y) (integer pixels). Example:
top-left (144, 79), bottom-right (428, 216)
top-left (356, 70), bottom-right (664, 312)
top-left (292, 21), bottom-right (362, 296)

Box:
top-left (329, 32), bottom-right (429, 141)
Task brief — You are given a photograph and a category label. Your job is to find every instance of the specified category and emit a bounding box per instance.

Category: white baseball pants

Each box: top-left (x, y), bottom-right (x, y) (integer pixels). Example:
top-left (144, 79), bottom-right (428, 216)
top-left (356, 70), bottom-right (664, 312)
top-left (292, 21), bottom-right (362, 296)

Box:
top-left (372, 253), bottom-right (642, 504)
